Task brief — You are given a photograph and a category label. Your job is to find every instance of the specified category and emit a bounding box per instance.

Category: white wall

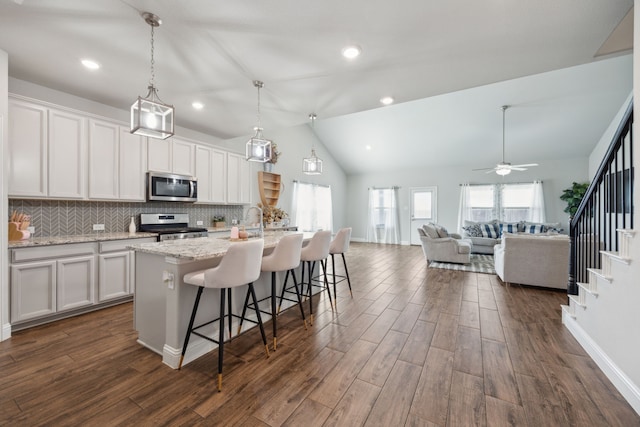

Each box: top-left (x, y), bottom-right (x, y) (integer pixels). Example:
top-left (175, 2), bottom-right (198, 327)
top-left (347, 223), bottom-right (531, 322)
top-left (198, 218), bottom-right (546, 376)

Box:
top-left (346, 156), bottom-right (589, 244)
top-left (588, 91), bottom-right (633, 179)
top-left (1, 49), bottom-right (9, 340)
top-left (224, 124), bottom-right (349, 231)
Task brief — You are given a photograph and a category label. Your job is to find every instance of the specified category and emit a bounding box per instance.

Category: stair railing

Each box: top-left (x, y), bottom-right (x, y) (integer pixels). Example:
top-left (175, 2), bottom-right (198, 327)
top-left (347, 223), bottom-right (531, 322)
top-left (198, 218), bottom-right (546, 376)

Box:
top-left (568, 102), bottom-right (634, 294)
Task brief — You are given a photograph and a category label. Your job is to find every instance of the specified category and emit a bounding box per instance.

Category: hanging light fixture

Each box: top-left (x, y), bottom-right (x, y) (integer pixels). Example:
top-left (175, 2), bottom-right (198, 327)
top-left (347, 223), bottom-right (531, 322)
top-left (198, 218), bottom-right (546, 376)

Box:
top-left (303, 113), bottom-right (323, 175)
top-left (130, 12), bottom-right (174, 140)
top-left (245, 80), bottom-right (272, 163)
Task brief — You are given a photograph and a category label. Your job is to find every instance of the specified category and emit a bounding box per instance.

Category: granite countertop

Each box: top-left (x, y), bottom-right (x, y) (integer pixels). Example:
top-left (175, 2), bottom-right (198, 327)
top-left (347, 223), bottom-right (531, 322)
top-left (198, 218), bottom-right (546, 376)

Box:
top-left (8, 232), bottom-right (159, 248)
top-left (129, 230), bottom-right (312, 261)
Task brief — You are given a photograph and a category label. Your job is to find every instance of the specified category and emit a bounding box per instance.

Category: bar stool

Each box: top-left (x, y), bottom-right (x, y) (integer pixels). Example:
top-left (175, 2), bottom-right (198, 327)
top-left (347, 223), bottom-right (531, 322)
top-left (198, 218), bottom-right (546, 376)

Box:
top-left (298, 230), bottom-right (333, 324)
top-left (328, 228), bottom-right (353, 308)
top-left (179, 239), bottom-right (267, 392)
top-left (238, 233), bottom-right (306, 351)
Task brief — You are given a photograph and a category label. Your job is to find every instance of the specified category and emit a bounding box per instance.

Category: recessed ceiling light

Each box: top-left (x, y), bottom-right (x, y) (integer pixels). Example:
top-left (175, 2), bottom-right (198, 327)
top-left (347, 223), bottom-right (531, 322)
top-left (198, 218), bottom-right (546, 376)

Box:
top-left (192, 101), bottom-right (204, 110)
top-left (81, 59), bottom-right (100, 70)
top-left (380, 96), bottom-right (394, 105)
top-left (366, 145), bottom-right (372, 150)
top-left (341, 45), bottom-right (361, 59)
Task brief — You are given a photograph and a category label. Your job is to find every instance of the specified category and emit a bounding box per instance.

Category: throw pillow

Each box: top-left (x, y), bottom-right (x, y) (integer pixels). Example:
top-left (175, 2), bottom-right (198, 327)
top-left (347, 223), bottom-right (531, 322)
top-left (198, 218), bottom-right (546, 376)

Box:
top-left (462, 224), bottom-right (482, 237)
top-left (498, 222), bottom-right (519, 236)
top-left (480, 223), bottom-right (500, 238)
top-left (434, 224), bottom-right (449, 238)
top-left (522, 224), bottom-right (544, 234)
top-left (422, 224), bottom-right (440, 239)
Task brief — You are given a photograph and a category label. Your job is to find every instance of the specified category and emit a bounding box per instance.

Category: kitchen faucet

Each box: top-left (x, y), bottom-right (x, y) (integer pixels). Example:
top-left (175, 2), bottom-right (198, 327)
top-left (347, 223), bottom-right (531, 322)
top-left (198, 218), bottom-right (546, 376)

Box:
top-left (245, 206), bottom-right (263, 237)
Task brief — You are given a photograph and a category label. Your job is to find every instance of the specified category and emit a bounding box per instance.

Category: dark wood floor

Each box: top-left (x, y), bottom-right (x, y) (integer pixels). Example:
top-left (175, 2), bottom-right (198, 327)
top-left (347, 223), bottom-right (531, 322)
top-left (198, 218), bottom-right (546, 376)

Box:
top-left (1, 243), bottom-right (639, 426)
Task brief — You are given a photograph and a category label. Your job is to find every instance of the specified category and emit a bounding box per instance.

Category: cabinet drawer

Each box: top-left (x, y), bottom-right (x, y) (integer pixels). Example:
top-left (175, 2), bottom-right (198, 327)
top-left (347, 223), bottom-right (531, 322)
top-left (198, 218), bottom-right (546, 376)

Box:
top-left (12, 243), bottom-right (96, 263)
top-left (99, 238), bottom-right (156, 253)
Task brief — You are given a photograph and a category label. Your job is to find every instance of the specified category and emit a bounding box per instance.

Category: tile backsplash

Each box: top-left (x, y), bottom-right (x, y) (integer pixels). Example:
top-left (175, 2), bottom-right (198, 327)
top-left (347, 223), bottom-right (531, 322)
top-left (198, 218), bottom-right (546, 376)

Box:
top-left (9, 199), bottom-right (245, 238)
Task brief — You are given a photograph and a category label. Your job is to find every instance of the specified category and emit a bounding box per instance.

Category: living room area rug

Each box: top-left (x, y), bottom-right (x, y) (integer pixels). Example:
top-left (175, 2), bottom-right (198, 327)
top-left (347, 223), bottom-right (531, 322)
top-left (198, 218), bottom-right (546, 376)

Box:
top-left (429, 254), bottom-right (496, 274)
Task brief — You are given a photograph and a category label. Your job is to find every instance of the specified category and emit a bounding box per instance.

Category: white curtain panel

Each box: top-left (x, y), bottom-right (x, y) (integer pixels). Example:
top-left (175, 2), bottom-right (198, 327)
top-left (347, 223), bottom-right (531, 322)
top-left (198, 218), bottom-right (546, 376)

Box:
top-left (291, 181), bottom-right (333, 232)
top-left (457, 183), bottom-right (472, 232)
top-left (527, 180), bottom-right (546, 223)
top-left (367, 188), bottom-right (400, 244)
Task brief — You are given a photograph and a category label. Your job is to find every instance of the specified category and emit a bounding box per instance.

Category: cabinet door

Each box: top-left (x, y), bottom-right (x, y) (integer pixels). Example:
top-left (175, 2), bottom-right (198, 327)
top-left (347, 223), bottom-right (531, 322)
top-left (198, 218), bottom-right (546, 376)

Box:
top-left (8, 99), bottom-right (48, 197)
top-left (57, 255), bottom-right (95, 311)
top-left (98, 251), bottom-right (130, 301)
top-left (119, 128), bottom-right (147, 201)
top-left (88, 119), bottom-right (119, 199)
top-left (195, 145), bottom-right (213, 203)
top-left (211, 148), bottom-right (227, 203)
top-left (10, 260), bottom-right (56, 323)
top-left (147, 138), bottom-right (171, 172)
top-left (172, 139), bottom-right (195, 176)
top-left (227, 152), bottom-right (243, 204)
top-left (48, 109), bottom-right (87, 198)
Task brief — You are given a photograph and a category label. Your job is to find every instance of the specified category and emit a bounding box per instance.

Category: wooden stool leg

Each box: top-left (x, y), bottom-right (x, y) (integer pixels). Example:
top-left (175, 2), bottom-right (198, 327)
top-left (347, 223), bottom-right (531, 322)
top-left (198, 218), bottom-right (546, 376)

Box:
top-left (179, 286), bottom-right (203, 369)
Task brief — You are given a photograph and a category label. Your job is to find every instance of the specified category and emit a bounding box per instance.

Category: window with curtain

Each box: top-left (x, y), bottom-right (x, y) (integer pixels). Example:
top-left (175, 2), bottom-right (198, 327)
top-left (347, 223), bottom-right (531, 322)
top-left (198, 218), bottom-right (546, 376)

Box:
top-left (367, 187), bottom-right (400, 244)
top-left (290, 181), bottom-right (333, 232)
top-left (458, 181), bottom-right (545, 230)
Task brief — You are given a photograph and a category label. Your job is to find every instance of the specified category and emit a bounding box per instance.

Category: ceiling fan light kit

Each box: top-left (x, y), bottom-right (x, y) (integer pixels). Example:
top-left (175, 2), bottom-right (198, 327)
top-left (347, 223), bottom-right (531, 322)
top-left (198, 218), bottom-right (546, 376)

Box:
top-left (474, 105), bottom-right (538, 175)
top-left (131, 12), bottom-right (175, 140)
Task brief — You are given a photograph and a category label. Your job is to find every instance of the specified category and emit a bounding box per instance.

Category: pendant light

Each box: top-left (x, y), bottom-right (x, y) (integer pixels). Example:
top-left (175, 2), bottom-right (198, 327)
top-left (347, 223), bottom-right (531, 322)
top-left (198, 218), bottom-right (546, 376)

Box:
top-left (303, 113), bottom-right (323, 175)
top-left (245, 80), bottom-right (272, 163)
top-left (130, 12), bottom-right (174, 140)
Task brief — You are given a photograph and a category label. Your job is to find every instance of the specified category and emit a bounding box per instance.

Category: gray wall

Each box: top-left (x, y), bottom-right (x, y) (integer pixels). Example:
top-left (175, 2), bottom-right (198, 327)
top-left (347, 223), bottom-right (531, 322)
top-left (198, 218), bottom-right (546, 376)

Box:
top-left (346, 156), bottom-right (589, 244)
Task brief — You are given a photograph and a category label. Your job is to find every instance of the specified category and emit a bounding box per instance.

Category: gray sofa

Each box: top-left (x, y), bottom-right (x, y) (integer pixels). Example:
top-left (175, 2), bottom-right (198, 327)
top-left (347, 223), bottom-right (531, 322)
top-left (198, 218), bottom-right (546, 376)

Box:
top-left (418, 223), bottom-right (472, 264)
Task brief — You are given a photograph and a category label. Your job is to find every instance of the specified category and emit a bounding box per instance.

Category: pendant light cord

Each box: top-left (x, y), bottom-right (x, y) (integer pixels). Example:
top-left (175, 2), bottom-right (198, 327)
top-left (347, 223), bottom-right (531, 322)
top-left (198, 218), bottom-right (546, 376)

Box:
top-left (501, 105), bottom-right (508, 163)
top-left (149, 25), bottom-right (155, 88)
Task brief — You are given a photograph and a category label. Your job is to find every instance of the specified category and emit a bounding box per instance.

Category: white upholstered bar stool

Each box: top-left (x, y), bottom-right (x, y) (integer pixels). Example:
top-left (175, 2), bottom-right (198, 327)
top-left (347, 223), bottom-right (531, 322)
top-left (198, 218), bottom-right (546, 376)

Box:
top-left (298, 230), bottom-right (333, 324)
top-left (328, 228), bottom-right (353, 308)
top-left (241, 233), bottom-right (305, 351)
top-left (179, 239), bottom-right (268, 392)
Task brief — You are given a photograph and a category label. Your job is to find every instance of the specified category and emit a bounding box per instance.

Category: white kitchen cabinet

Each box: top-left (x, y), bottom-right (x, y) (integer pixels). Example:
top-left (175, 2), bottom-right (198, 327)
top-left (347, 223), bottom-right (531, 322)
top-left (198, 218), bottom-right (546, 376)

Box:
top-left (98, 251), bottom-right (130, 301)
top-left (48, 108), bottom-right (87, 199)
top-left (147, 138), bottom-right (172, 173)
top-left (172, 138), bottom-right (196, 176)
top-left (227, 152), bottom-right (252, 204)
top-left (195, 145), bottom-right (227, 203)
top-left (7, 99), bottom-right (48, 197)
top-left (88, 119), bottom-right (119, 199)
top-left (57, 255), bottom-right (95, 311)
top-left (119, 127), bottom-right (147, 201)
top-left (10, 260), bottom-right (56, 323)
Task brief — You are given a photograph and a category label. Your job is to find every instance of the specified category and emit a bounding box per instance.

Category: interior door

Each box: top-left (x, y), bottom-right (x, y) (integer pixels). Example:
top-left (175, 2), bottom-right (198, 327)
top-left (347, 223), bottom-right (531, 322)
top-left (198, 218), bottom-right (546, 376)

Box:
top-left (410, 187), bottom-right (437, 245)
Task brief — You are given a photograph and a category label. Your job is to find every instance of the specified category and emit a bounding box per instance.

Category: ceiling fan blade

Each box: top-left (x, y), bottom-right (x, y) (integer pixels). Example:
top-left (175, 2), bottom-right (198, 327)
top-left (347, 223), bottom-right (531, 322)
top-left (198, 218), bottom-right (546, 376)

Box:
top-left (485, 169), bottom-right (497, 174)
top-left (511, 163), bottom-right (538, 168)
top-left (472, 167), bottom-right (496, 171)
top-left (510, 167), bottom-right (527, 171)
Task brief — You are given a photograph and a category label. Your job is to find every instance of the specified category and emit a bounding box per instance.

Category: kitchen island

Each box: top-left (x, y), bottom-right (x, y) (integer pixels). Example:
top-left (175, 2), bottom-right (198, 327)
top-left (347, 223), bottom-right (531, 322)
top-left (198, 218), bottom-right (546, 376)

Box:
top-left (129, 231), bottom-right (315, 368)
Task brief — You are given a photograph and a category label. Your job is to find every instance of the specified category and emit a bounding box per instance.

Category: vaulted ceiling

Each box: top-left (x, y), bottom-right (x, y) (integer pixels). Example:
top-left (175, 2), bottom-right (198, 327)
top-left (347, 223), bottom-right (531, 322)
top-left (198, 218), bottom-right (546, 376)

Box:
top-left (0, 1), bottom-right (633, 174)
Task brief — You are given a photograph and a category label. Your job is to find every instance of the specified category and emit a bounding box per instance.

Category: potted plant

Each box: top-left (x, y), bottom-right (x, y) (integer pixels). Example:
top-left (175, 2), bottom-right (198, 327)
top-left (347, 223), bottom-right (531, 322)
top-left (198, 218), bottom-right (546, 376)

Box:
top-left (560, 182), bottom-right (589, 217)
top-left (212, 215), bottom-right (226, 228)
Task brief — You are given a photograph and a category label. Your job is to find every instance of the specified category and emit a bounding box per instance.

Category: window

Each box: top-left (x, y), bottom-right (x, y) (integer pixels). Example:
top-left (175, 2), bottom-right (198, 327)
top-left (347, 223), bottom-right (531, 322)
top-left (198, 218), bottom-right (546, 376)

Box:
top-left (459, 181), bottom-right (545, 229)
top-left (290, 181), bottom-right (333, 232)
top-left (367, 187), bottom-right (400, 244)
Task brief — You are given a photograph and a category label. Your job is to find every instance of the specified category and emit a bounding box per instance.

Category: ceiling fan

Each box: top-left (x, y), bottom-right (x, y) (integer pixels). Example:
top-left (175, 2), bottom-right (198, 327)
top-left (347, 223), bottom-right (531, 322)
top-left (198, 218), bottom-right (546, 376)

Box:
top-left (474, 105), bottom-right (538, 176)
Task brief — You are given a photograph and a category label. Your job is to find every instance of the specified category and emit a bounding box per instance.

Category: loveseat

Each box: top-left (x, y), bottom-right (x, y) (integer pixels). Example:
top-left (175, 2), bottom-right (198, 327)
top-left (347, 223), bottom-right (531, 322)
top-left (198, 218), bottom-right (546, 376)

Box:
top-left (493, 233), bottom-right (569, 289)
top-left (418, 223), bottom-right (472, 264)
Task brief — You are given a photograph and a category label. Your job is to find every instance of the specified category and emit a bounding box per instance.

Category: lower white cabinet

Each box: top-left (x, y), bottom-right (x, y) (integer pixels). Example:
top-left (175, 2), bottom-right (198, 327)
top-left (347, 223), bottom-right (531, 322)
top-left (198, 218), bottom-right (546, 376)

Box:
top-left (10, 237), bottom-right (155, 327)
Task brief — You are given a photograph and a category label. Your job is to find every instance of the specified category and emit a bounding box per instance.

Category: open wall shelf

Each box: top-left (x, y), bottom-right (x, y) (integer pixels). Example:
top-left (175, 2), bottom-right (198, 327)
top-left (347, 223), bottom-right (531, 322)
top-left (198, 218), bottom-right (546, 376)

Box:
top-left (258, 171), bottom-right (281, 207)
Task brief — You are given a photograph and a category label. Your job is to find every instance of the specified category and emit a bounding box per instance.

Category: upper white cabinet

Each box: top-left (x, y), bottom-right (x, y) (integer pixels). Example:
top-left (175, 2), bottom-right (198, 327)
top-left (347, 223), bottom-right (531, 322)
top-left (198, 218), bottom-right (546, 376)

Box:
top-left (48, 109), bottom-right (87, 199)
top-left (88, 119), bottom-right (147, 201)
top-left (8, 99), bottom-right (48, 197)
top-left (147, 138), bottom-right (172, 173)
top-left (195, 145), bottom-right (227, 204)
top-left (172, 139), bottom-right (196, 176)
top-left (227, 152), bottom-right (252, 204)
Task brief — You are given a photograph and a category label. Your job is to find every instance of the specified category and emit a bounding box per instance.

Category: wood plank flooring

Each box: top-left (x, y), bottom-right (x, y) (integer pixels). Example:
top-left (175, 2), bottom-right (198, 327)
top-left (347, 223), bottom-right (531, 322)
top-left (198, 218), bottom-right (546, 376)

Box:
top-left (1, 242), bottom-right (639, 426)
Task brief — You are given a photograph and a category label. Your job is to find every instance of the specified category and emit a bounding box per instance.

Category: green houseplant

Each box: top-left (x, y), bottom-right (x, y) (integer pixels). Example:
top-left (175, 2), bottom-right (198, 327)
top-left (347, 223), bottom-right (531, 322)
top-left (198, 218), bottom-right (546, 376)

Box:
top-left (213, 215), bottom-right (226, 228)
top-left (560, 182), bottom-right (589, 217)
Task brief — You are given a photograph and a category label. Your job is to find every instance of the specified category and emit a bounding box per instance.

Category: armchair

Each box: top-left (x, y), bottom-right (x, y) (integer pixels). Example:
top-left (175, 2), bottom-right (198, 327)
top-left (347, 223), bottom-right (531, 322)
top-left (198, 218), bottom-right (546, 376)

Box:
top-left (418, 224), bottom-right (472, 264)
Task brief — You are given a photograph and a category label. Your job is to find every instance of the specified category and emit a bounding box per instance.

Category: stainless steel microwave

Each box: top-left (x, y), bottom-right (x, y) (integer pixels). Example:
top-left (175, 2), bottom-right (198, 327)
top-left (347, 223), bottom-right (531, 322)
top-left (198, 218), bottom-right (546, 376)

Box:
top-left (147, 171), bottom-right (198, 202)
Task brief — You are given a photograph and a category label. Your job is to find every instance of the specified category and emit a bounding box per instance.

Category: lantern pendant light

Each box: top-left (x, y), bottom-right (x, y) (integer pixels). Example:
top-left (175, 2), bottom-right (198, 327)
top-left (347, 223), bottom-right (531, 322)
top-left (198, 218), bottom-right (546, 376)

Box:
top-left (130, 12), bottom-right (174, 140)
top-left (303, 113), bottom-right (323, 175)
top-left (245, 80), bottom-right (272, 162)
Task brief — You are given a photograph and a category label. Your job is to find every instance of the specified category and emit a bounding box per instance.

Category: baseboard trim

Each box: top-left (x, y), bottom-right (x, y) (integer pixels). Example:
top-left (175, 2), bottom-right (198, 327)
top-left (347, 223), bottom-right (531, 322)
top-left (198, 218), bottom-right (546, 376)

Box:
top-left (562, 310), bottom-right (640, 416)
top-left (1, 322), bottom-right (11, 341)
top-left (351, 237), bottom-right (366, 243)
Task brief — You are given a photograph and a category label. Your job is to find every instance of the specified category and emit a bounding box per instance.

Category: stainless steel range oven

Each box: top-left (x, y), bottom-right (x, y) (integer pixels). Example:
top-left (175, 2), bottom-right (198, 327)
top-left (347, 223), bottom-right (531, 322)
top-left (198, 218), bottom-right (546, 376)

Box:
top-left (139, 213), bottom-right (208, 241)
